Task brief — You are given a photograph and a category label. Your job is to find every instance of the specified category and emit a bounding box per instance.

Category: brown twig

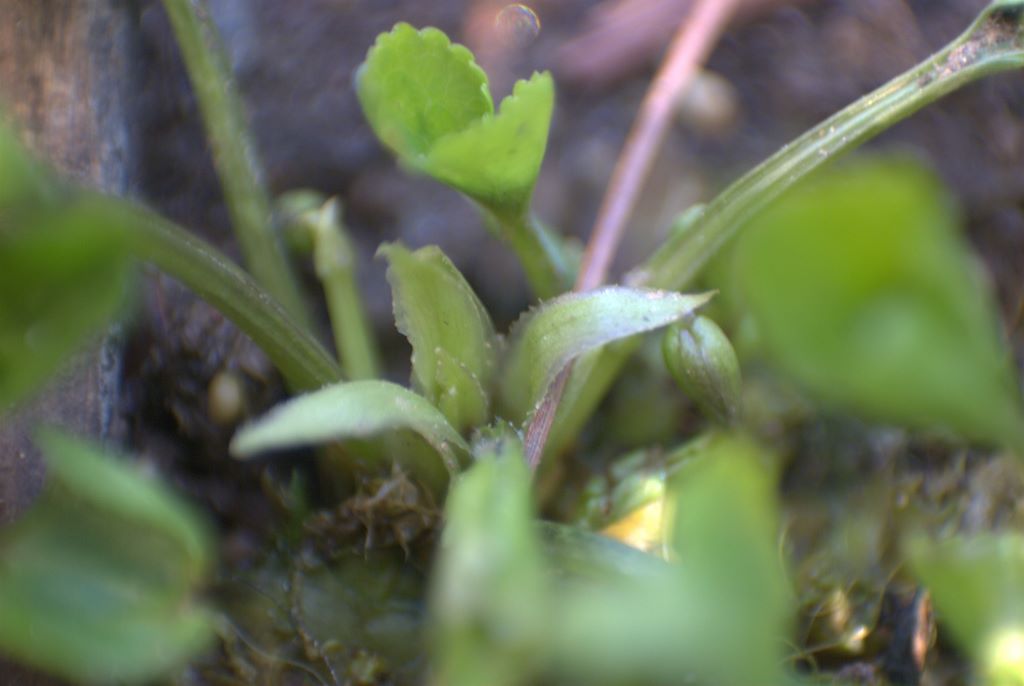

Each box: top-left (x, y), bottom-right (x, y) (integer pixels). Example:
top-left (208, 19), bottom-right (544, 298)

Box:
top-left (525, 0), bottom-right (744, 471)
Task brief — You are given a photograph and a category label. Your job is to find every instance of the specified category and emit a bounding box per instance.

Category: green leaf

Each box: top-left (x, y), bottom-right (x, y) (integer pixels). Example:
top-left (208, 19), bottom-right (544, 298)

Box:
top-left (0, 199), bottom-right (134, 409)
top-left (231, 380), bottom-right (470, 491)
top-left (380, 243), bottom-right (498, 431)
top-left (548, 434), bottom-right (792, 685)
top-left (0, 431), bottom-right (213, 683)
top-left (356, 24), bottom-right (553, 219)
top-left (0, 123), bottom-right (54, 210)
top-left (730, 158), bottom-right (1024, 451)
top-left (668, 433), bottom-right (791, 684)
top-left (426, 73), bottom-right (553, 218)
top-left (356, 23), bottom-right (492, 161)
top-left (500, 287), bottom-right (713, 424)
top-left (907, 533), bottom-right (1024, 682)
top-left (430, 428), bottom-right (548, 686)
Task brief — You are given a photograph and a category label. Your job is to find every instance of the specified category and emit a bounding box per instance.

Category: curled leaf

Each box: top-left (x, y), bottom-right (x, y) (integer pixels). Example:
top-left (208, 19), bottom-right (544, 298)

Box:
top-left (380, 243), bottom-right (498, 431)
top-left (500, 287), bottom-right (713, 424)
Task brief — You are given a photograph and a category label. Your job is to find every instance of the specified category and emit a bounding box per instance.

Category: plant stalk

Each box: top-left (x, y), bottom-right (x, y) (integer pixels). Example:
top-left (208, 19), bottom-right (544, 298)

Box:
top-left (493, 209), bottom-right (575, 300)
top-left (109, 199), bottom-right (342, 392)
top-left (311, 200), bottom-right (380, 380)
top-left (161, 0), bottom-right (310, 327)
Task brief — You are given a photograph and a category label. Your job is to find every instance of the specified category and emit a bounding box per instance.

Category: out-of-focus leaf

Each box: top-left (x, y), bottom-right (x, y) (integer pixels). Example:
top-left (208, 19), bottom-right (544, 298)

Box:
top-left (0, 431), bottom-right (213, 683)
top-left (231, 380), bottom-right (470, 491)
top-left (549, 434), bottom-right (792, 685)
top-left (0, 199), bottom-right (134, 409)
top-left (908, 533), bottom-right (1024, 680)
top-left (500, 287), bottom-right (713, 424)
top-left (355, 24), bottom-right (552, 219)
top-left (430, 427), bottom-right (547, 686)
top-left (730, 158), bottom-right (1024, 451)
top-left (669, 433), bottom-right (791, 683)
top-left (0, 123), bottom-right (54, 210)
top-left (380, 243), bottom-right (497, 431)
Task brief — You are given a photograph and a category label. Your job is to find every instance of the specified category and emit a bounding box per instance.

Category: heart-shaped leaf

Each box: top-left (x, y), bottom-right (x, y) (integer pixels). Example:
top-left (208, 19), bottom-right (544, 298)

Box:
top-left (231, 380), bottom-right (470, 492)
top-left (500, 287), bottom-right (713, 424)
top-left (729, 158), bottom-right (1024, 451)
top-left (0, 431), bottom-right (214, 683)
top-left (356, 23), bottom-right (553, 220)
top-left (380, 243), bottom-right (498, 432)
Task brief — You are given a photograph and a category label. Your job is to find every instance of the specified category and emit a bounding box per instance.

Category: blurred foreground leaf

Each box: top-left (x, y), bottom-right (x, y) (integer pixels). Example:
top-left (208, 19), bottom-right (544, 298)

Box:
top-left (909, 533), bottom-right (1024, 684)
top-left (500, 287), bottom-right (713, 424)
top-left (430, 428), bottom-right (547, 686)
top-left (0, 124), bottom-right (54, 210)
top-left (550, 434), bottom-right (792, 685)
top-left (231, 380), bottom-right (470, 493)
top-left (730, 158), bottom-right (1024, 451)
top-left (0, 431), bottom-right (214, 683)
top-left (0, 198), bottom-right (133, 410)
top-left (381, 243), bottom-right (498, 432)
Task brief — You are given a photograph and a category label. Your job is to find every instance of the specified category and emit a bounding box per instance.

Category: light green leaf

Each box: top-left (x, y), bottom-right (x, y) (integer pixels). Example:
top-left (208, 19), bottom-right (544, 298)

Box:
top-left (907, 533), bottom-right (1024, 682)
top-left (356, 23), bottom-right (492, 161)
top-left (380, 243), bottom-right (498, 431)
top-left (730, 158), bottom-right (1024, 451)
top-left (426, 72), bottom-right (553, 218)
top-left (500, 287), bottom-right (713, 424)
top-left (0, 199), bottom-right (134, 409)
top-left (355, 24), bottom-right (553, 219)
top-left (0, 431), bottom-right (214, 683)
top-left (430, 428), bottom-right (547, 686)
top-left (231, 380), bottom-right (470, 490)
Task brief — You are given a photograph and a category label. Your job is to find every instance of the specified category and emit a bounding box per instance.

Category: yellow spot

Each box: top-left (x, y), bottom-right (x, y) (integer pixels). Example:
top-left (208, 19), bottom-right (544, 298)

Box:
top-left (601, 499), bottom-right (667, 555)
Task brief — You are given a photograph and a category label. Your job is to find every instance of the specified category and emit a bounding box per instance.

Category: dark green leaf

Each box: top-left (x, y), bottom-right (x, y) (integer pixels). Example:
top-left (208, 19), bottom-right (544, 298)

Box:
top-left (231, 380), bottom-right (470, 490)
top-left (0, 431), bottom-right (213, 683)
top-left (380, 243), bottom-right (498, 431)
top-left (730, 158), bottom-right (1024, 451)
top-left (0, 199), bottom-right (134, 409)
top-left (500, 287), bottom-right (713, 424)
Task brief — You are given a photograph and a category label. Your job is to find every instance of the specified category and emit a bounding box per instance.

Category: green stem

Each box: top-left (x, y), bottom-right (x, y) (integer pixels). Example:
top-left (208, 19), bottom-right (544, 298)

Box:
top-left (311, 201), bottom-right (380, 380)
top-left (161, 0), bottom-right (309, 327)
top-left (495, 210), bottom-right (575, 299)
top-left (546, 1), bottom-right (1024, 461)
top-left (108, 199), bottom-right (342, 391)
